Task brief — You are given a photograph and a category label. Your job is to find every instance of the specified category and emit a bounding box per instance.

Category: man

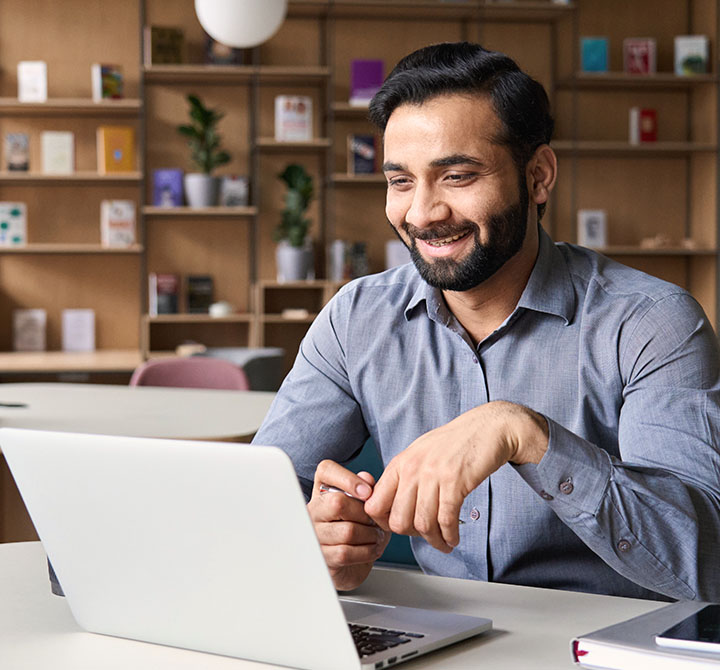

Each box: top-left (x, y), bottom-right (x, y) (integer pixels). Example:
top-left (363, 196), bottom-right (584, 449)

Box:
top-left (253, 42), bottom-right (720, 601)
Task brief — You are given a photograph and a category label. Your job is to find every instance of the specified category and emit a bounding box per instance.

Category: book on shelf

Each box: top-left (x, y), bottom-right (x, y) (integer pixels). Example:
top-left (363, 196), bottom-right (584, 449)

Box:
top-left (41, 131), bottom-right (74, 174)
top-left (100, 200), bottom-right (136, 248)
top-left (61, 308), bottom-right (95, 352)
top-left (0, 202), bottom-right (27, 246)
top-left (349, 59), bottom-right (384, 107)
top-left (187, 274), bottom-right (214, 313)
top-left (674, 35), bottom-right (709, 75)
top-left (623, 37), bottom-right (657, 74)
top-left (274, 95), bottom-right (313, 142)
top-left (97, 125), bottom-right (135, 174)
top-left (17, 61), bottom-right (47, 102)
top-left (577, 209), bottom-right (607, 248)
top-left (572, 601), bottom-right (720, 669)
top-left (347, 134), bottom-right (377, 174)
top-left (13, 308), bottom-right (46, 352)
top-left (629, 107), bottom-right (657, 144)
top-left (4, 132), bottom-right (29, 171)
top-left (580, 37), bottom-right (609, 73)
top-left (148, 273), bottom-right (180, 316)
top-left (219, 176), bottom-right (249, 207)
top-left (91, 63), bottom-right (124, 102)
top-left (152, 168), bottom-right (184, 207)
top-left (143, 25), bottom-right (185, 65)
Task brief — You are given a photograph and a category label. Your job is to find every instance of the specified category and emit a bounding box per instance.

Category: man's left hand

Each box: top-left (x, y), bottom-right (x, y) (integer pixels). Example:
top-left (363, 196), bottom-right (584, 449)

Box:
top-left (364, 401), bottom-right (549, 552)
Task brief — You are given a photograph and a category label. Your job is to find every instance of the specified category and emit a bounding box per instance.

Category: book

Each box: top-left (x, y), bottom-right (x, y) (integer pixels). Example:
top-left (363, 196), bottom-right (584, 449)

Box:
top-left (274, 95), bottom-right (312, 142)
top-left (219, 176), bottom-right (249, 207)
top-left (580, 37), bottom-right (609, 73)
top-left (91, 64), bottom-right (124, 102)
top-left (350, 59), bottom-right (384, 107)
top-left (148, 273), bottom-right (179, 316)
top-left (577, 209), bottom-right (607, 248)
top-left (4, 132), bottom-right (29, 171)
top-left (143, 25), bottom-right (185, 66)
top-left (152, 168), bottom-right (184, 207)
top-left (572, 601), bottom-right (720, 669)
top-left (17, 61), bottom-right (47, 102)
top-left (97, 125), bottom-right (135, 174)
top-left (347, 134), bottom-right (377, 174)
top-left (623, 37), bottom-right (657, 74)
top-left (674, 35), bottom-right (710, 75)
top-left (62, 308), bottom-right (95, 352)
top-left (13, 309), bottom-right (46, 352)
top-left (629, 107), bottom-right (658, 144)
top-left (0, 202), bottom-right (27, 246)
top-left (41, 131), bottom-right (74, 174)
top-left (186, 274), bottom-right (214, 313)
top-left (100, 200), bottom-right (136, 248)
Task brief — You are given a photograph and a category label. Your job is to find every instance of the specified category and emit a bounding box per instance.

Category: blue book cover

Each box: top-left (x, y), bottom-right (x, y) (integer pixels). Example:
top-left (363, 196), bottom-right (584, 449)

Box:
top-left (152, 168), bottom-right (184, 207)
top-left (581, 37), bottom-right (609, 73)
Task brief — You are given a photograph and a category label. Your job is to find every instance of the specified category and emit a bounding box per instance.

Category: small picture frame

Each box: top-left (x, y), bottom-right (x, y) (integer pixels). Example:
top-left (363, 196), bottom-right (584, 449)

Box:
top-left (577, 209), bottom-right (607, 248)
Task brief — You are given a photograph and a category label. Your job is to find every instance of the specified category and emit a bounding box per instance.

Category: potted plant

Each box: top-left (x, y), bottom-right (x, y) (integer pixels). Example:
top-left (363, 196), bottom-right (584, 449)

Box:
top-left (274, 163), bottom-right (314, 281)
top-left (177, 93), bottom-right (231, 207)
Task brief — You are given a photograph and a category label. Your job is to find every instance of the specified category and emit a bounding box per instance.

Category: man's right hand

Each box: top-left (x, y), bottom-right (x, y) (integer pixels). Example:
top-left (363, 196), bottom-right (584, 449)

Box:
top-left (308, 460), bottom-right (390, 591)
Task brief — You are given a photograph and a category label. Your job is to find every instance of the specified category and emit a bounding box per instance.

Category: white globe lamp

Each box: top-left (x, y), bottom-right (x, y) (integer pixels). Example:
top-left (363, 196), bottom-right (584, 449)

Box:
top-left (195, 0), bottom-right (288, 48)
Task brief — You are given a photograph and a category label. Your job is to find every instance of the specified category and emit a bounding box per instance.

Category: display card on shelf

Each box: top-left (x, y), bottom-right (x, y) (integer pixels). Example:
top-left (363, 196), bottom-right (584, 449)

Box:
top-left (100, 200), bottom-right (136, 248)
top-left (152, 168), bottom-right (184, 207)
top-left (62, 309), bottom-right (95, 352)
top-left (580, 37), bottom-right (609, 73)
top-left (629, 107), bottom-right (658, 144)
top-left (349, 59), bottom-right (384, 107)
top-left (13, 309), bottom-right (46, 352)
top-left (4, 133), bottom-right (29, 171)
top-left (148, 273), bottom-right (180, 316)
top-left (347, 134), bottom-right (377, 174)
top-left (41, 131), bottom-right (74, 174)
top-left (186, 275), bottom-right (214, 313)
top-left (0, 202), bottom-right (27, 246)
top-left (623, 37), bottom-right (657, 74)
top-left (17, 61), bottom-right (47, 102)
top-left (91, 63), bottom-right (124, 102)
top-left (274, 96), bottom-right (312, 142)
top-left (143, 26), bottom-right (185, 66)
top-left (674, 35), bottom-right (709, 75)
top-left (219, 176), bottom-right (249, 207)
top-left (97, 125), bottom-right (135, 174)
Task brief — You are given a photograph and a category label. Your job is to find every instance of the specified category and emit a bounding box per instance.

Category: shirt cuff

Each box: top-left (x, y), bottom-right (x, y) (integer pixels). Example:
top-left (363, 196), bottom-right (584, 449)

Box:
top-left (514, 417), bottom-right (612, 516)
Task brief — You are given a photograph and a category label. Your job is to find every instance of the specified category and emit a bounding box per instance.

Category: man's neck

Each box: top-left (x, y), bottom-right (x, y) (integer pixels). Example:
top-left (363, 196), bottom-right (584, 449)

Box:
top-left (442, 230), bottom-right (540, 346)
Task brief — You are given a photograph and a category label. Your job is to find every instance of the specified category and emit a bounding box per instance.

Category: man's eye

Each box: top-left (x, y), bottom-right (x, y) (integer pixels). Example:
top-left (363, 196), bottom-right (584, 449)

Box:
top-left (387, 177), bottom-right (411, 187)
top-left (447, 173), bottom-right (474, 182)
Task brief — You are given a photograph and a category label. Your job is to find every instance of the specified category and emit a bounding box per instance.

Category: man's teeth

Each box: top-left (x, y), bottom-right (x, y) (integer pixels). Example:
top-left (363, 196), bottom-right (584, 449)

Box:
top-left (426, 232), bottom-right (467, 247)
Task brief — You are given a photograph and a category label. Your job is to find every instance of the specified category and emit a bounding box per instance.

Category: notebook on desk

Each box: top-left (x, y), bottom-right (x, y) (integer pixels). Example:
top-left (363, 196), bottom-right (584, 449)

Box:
top-left (0, 427), bottom-right (491, 670)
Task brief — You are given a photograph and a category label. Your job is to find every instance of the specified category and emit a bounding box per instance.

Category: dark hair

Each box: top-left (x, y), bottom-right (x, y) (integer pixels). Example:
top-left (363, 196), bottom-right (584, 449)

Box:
top-left (369, 42), bottom-right (554, 220)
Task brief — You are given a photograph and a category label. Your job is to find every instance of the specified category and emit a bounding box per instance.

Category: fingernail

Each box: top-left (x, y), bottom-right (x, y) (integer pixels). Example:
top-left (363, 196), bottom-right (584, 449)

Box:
top-left (355, 483), bottom-right (372, 498)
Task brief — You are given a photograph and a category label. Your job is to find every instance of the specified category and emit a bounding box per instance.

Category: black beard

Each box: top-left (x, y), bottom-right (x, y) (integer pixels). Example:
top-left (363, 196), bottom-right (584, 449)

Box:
top-left (395, 183), bottom-right (529, 292)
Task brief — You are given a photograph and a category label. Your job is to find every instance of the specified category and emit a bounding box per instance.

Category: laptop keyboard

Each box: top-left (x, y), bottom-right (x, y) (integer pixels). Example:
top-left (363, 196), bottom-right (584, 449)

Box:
top-left (349, 623), bottom-right (425, 658)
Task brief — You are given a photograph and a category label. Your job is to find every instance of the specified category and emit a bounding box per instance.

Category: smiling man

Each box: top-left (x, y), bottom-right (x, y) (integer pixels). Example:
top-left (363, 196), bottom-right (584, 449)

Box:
top-left (252, 43), bottom-right (720, 602)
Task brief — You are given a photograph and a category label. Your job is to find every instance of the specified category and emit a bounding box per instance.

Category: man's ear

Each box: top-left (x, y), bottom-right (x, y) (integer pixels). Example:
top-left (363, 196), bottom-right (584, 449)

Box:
top-left (527, 144), bottom-right (557, 205)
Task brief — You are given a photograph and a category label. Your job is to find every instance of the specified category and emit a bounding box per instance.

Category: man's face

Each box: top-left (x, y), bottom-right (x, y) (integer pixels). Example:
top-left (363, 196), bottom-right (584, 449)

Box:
top-left (383, 94), bottom-right (531, 292)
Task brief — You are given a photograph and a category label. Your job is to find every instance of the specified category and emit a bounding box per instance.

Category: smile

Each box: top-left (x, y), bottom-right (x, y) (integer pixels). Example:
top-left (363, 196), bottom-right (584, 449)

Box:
top-left (422, 231), bottom-right (471, 247)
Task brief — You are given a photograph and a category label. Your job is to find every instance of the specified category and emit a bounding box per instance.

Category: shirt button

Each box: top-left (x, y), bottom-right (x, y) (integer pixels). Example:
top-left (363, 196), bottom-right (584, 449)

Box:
top-left (469, 507), bottom-right (480, 521)
top-left (617, 539), bottom-right (631, 553)
top-left (539, 490), bottom-right (554, 501)
top-left (559, 478), bottom-right (574, 495)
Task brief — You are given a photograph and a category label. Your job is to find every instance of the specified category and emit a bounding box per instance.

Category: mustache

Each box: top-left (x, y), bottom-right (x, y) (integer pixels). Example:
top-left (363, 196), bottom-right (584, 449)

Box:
top-left (400, 221), bottom-right (478, 241)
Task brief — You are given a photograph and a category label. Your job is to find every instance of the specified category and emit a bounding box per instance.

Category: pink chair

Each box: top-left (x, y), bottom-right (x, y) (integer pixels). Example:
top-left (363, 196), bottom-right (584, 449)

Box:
top-left (129, 356), bottom-right (251, 391)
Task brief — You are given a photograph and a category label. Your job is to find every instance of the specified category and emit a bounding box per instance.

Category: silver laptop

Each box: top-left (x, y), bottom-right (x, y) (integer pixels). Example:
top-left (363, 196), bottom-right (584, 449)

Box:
top-left (0, 428), bottom-right (491, 670)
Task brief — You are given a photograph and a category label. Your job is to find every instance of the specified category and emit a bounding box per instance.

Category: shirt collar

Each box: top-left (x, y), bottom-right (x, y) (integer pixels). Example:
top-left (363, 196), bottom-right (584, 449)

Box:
top-left (404, 227), bottom-right (575, 325)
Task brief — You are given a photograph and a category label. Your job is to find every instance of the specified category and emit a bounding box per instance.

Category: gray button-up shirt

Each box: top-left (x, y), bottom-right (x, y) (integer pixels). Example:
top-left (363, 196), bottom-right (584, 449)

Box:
top-left (253, 229), bottom-right (720, 601)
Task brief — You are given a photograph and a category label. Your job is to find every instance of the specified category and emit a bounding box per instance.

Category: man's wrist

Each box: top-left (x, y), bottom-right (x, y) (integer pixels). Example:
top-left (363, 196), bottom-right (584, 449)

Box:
top-left (492, 401), bottom-right (549, 465)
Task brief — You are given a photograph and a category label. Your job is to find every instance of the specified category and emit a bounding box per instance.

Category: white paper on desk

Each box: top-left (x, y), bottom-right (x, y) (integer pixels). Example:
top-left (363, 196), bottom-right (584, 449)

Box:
top-left (62, 309), bottom-right (95, 352)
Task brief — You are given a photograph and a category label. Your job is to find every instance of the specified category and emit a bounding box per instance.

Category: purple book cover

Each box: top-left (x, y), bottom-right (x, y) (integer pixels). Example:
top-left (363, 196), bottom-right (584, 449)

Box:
top-left (152, 168), bottom-right (184, 207)
top-left (350, 59), bottom-right (384, 105)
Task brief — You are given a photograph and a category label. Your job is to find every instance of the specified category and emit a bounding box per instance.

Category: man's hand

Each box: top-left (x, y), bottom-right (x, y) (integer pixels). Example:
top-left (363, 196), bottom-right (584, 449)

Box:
top-left (364, 401), bottom-right (549, 553)
top-left (307, 460), bottom-right (391, 591)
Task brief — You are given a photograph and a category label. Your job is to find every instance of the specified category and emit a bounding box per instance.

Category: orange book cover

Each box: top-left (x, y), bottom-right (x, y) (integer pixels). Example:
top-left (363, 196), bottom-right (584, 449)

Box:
top-left (97, 125), bottom-right (135, 174)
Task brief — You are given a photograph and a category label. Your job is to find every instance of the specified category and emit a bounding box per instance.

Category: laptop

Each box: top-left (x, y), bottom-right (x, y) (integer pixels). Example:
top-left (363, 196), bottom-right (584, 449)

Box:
top-left (0, 428), bottom-right (491, 670)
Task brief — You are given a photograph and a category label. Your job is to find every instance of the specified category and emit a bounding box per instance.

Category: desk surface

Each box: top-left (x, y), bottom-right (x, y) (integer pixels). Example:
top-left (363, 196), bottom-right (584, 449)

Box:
top-left (0, 542), bottom-right (664, 670)
top-left (0, 383), bottom-right (275, 441)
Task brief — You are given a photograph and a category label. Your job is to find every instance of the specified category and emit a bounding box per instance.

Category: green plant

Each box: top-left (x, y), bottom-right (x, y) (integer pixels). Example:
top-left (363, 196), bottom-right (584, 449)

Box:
top-left (275, 164), bottom-right (314, 247)
top-left (177, 94), bottom-right (231, 174)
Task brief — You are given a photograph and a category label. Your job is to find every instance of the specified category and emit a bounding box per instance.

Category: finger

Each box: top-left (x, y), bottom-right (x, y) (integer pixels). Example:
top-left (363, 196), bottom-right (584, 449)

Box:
top-left (437, 489), bottom-right (465, 549)
top-left (414, 482), bottom-right (452, 553)
top-left (313, 459), bottom-right (374, 500)
top-left (321, 540), bottom-right (386, 570)
top-left (315, 519), bottom-right (386, 548)
top-left (386, 479), bottom-right (419, 537)
top-left (310, 486), bottom-right (376, 525)
top-left (364, 466), bottom-right (400, 530)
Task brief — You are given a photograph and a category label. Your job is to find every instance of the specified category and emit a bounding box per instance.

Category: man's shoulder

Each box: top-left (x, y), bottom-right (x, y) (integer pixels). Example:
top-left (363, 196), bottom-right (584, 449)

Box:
top-left (333, 263), bottom-right (423, 310)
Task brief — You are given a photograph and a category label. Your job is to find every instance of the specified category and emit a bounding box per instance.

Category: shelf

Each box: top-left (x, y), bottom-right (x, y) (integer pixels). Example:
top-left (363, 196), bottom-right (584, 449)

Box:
top-left (256, 138), bottom-right (331, 151)
top-left (332, 102), bottom-right (373, 118)
top-left (0, 349), bottom-right (143, 373)
top-left (143, 65), bottom-right (329, 85)
top-left (0, 97), bottom-right (142, 116)
top-left (0, 171), bottom-right (142, 184)
top-left (261, 314), bottom-right (319, 324)
top-left (598, 246), bottom-right (717, 256)
top-left (558, 72), bottom-right (718, 89)
top-left (143, 206), bottom-right (258, 218)
top-left (332, 173), bottom-right (386, 184)
top-left (0, 244), bottom-right (143, 255)
top-left (145, 313), bottom-right (254, 324)
top-left (553, 141), bottom-right (717, 157)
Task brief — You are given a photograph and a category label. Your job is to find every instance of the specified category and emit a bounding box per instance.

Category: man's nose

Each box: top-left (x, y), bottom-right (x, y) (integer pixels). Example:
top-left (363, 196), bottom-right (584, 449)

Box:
top-left (405, 184), bottom-right (451, 230)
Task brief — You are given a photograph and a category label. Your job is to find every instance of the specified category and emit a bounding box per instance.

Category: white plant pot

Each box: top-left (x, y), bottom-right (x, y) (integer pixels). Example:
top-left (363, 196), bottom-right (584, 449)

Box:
top-left (276, 240), bottom-right (314, 282)
top-left (184, 173), bottom-right (219, 208)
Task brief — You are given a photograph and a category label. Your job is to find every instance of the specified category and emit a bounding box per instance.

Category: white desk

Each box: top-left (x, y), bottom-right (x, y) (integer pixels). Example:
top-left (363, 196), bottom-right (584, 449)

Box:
top-left (0, 383), bottom-right (276, 541)
top-left (0, 542), bottom-right (664, 670)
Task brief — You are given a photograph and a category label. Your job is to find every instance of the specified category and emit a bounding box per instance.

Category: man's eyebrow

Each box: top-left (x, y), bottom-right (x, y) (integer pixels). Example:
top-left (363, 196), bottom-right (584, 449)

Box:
top-left (382, 161), bottom-right (406, 172)
top-left (430, 154), bottom-right (485, 168)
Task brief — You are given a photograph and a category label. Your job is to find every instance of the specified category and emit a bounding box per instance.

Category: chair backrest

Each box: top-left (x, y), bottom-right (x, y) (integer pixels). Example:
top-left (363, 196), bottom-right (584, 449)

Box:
top-left (129, 357), bottom-right (250, 391)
